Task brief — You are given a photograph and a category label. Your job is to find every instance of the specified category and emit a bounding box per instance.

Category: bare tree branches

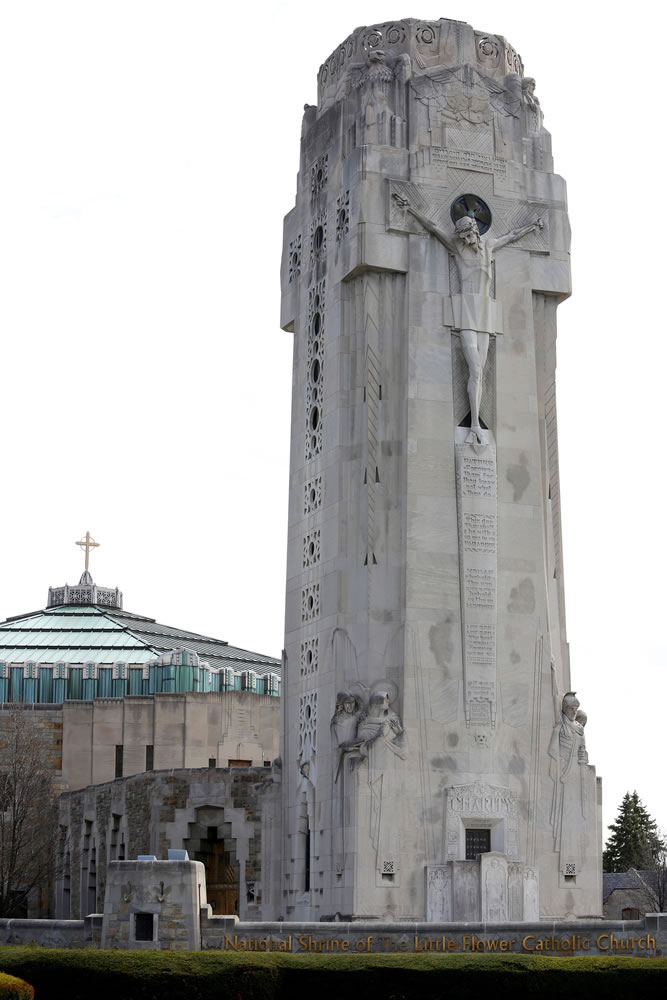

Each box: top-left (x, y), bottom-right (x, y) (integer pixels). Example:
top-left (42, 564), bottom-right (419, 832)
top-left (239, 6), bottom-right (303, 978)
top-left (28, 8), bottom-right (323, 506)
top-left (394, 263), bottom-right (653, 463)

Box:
top-left (0, 710), bottom-right (60, 917)
top-left (628, 855), bottom-right (667, 914)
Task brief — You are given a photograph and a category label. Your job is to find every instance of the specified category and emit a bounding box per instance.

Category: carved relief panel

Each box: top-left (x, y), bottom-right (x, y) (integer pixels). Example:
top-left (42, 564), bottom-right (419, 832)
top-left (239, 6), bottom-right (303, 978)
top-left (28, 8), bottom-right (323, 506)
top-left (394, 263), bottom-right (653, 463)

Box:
top-left (443, 781), bottom-right (518, 862)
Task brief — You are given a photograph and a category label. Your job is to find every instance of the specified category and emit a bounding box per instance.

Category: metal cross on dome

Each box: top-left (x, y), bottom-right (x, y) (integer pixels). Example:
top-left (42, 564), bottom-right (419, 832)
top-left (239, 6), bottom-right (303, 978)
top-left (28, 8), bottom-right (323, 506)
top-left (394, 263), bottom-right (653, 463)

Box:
top-left (76, 531), bottom-right (100, 572)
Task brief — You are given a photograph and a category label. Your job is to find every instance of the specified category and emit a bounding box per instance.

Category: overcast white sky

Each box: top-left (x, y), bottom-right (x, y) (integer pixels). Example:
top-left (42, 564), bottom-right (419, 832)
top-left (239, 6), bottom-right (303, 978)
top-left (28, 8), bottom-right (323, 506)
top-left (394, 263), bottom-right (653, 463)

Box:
top-left (1, 1), bottom-right (665, 841)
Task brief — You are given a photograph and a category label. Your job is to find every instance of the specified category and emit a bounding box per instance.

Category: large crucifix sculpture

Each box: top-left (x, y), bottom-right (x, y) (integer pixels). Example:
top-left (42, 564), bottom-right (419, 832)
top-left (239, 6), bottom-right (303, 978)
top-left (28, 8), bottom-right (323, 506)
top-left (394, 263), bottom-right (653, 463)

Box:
top-left (393, 193), bottom-right (544, 444)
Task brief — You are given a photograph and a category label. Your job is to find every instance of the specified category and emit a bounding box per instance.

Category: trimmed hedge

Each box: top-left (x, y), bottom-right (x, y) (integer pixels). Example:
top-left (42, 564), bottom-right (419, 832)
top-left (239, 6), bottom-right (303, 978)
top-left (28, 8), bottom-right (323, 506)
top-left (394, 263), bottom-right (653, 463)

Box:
top-left (0, 948), bottom-right (666, 1000)
top-left (0, 973), bottom-right (34, 1000)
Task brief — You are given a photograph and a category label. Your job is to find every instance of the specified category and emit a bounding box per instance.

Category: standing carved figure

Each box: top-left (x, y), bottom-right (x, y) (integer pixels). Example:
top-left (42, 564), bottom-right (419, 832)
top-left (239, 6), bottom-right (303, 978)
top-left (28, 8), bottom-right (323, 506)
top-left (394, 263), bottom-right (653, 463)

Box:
top-left (356, 689), bottom-right (406, 759)
top-left (521, 77), bottom-right (543, 132)
top-left (355, 685), bottom-right (406, 876)
top-left (484, 858), bottom-right (507, 921)
top-left (331, 690), bottom-right (363, 781)
top-left (548, 690), bottom-right (589, 869)
top-left (393, 194), bottom-right (543, 443)
top-left (521, 77), bottom-right (540, 111)
top-left (330, 689), bottom-right (363, 876)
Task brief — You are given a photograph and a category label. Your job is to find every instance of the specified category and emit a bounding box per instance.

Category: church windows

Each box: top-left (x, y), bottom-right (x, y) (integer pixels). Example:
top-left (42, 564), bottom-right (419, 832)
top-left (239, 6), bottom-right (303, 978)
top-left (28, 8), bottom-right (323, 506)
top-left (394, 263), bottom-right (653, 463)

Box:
top-left (298, 693), bottom-right (317, 760)
top-left (303, 530), bottom-right (320, 568)
top-left (132, 912), bottom-right (156, 942)
top-left (115, 745), bottom-right (124, 779)
top-left (80, 819), bottom-right (98, 917)
top-left (295, 793), bottom-right (313, 897)
top-left (304, 476), bottom-right (322, 515)
top-left (300, 637), bottom-right (319, 677)
top-left (109, 813), bottom-right (126, 863)
top-left (87, 841), bottom-right (97, 915)
top-left (145, 745), bottom-right (154, 771)
top-left (310, 154), bottom-right (328, 197)
top-left (301, 584), bottom-right (320, 623)
top-left (288, 234), bottom-right (302, 283)
top-left (465, 828), bottom-right (491, 860)
top-left (310, 215), bottom-right (327, 266)
top-left (304, 825), bottom-right (311, 892)
top-left (306, 281), bottom-right (325, 461)
top-left (336, 190), bottom-right (350, 241)
top-left (57, 826), bottom-right (71, 919)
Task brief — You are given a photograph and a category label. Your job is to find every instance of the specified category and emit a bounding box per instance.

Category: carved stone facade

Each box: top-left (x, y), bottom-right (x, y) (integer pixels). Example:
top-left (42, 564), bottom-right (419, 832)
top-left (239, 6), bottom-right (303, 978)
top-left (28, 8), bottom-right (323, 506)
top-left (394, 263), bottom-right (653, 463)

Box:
top-left (274, 17), bottom-right (601, 922)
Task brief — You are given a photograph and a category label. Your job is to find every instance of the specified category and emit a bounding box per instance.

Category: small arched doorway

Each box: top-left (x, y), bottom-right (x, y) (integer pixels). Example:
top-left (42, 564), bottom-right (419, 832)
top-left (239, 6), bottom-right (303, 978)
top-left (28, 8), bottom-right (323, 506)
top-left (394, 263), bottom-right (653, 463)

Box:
top-left (184, 806), bottom-right (239, 915)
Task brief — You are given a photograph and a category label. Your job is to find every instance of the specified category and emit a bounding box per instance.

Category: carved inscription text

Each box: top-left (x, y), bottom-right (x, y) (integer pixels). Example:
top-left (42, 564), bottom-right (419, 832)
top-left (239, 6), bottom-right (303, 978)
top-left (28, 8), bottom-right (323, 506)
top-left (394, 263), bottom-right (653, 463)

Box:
top-left (431, 146), bottom-right (508, 178)
top-left (461, 457), bottom-right (496, 499)
top-left (465, 624), bottom-right (496, 665)
top-left (463, 513), bottom-right (497, 553)
top-left (464, 568), bottom-right (496, 609)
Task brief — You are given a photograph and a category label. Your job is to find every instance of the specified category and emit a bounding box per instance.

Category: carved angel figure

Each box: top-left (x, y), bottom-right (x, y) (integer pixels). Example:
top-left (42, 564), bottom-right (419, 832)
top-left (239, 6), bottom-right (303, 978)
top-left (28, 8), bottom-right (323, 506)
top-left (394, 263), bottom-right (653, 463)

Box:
top-left (356, 689), bottom-right (406, 760)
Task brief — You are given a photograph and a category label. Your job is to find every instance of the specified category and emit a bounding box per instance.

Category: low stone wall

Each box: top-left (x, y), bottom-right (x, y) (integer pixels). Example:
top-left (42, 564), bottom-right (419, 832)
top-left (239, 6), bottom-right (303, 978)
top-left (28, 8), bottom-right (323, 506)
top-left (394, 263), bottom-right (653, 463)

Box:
top-left (0, 915), bottom-right (102, 948)
top-left (202, 915), bottom-right (667, 958)
top-left (0, 913), bottom-right (664, 955)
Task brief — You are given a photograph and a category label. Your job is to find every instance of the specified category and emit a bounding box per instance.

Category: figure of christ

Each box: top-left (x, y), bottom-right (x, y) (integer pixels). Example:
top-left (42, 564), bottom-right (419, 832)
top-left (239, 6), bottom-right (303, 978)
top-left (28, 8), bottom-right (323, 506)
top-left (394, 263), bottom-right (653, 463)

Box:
top-left (393, 194), bottom-right (544, 443)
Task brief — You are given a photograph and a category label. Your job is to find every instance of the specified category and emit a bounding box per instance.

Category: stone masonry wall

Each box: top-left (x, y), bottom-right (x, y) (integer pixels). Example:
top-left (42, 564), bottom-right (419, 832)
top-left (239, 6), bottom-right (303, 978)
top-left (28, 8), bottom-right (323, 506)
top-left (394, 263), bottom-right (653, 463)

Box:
top-left (56, 766), bottom-right (271, 920)
top-left (0, 705), bottom-right (65, 788)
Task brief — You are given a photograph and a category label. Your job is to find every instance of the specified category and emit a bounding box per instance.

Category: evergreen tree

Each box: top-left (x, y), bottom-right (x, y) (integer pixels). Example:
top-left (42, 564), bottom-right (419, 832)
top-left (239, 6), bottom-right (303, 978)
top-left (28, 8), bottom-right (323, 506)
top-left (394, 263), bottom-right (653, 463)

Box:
top-left (603, 791), bottom-right (666, 873)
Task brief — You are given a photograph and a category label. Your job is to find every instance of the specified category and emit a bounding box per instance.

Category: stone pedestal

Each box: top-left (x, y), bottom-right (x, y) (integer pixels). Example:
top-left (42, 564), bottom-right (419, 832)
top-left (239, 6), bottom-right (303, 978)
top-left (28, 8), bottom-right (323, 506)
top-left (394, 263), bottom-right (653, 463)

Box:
top-left (101, 858), bottom-right (206, 950)
top-left (426, 853), bottom-right (539, 922)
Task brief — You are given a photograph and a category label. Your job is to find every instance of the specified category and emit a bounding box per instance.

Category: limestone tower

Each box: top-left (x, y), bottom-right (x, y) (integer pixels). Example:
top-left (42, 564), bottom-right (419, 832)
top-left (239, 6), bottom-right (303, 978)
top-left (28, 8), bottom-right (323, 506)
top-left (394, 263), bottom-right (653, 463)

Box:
top-left (268, 17), bottom-right (601, 922)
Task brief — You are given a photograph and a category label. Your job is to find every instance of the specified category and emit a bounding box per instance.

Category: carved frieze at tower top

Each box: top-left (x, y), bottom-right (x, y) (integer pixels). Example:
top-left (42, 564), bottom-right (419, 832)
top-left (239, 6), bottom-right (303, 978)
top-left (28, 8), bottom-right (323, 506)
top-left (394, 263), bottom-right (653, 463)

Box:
top-left (317, 19), bottom-right (524, 110)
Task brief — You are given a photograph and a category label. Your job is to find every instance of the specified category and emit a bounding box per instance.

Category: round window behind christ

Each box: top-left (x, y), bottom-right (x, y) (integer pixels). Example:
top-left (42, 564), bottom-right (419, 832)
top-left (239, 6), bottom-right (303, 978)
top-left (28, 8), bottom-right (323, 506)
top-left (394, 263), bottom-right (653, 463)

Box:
top-left (450, 194), bottom-right (492, 234)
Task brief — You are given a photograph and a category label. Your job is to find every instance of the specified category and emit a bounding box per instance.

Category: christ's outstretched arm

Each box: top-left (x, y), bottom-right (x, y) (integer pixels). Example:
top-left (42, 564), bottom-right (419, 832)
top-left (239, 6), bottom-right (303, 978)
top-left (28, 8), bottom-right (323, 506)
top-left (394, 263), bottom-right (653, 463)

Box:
top-left (392, 193), bottom-right (457, 253)
top-left (490, 217), bottom-right (544, 252)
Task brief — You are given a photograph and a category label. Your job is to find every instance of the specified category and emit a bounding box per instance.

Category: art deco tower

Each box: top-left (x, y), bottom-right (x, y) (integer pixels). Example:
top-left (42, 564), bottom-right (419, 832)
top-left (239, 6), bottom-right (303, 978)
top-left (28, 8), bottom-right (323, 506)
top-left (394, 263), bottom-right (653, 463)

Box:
top-left (267, 17), bottom-right (601, 922)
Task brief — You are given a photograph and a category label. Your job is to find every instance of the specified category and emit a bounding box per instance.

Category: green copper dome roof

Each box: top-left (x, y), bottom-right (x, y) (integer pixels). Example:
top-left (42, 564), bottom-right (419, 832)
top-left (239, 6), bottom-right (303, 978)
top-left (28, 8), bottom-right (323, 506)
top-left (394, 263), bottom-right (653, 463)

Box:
top-left (0, 603), bottom-right (280, 674)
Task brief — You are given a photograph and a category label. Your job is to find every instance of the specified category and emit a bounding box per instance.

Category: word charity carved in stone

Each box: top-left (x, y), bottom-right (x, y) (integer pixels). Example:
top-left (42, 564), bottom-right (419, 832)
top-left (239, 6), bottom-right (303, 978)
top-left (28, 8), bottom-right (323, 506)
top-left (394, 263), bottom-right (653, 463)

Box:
top-left (448, 784), bottom-right (516, 817)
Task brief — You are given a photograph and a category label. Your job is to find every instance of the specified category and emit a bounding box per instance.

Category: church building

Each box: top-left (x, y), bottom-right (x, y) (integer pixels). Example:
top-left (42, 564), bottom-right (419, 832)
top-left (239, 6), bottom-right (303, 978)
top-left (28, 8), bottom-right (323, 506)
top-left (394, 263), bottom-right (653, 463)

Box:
top-left (0, 536), bottom-right (281, 918)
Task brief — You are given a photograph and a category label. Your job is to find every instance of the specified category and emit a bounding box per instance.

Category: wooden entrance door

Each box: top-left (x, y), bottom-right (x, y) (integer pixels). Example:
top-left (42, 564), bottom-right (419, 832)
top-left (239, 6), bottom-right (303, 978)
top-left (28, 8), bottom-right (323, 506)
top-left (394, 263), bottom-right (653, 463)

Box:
top-left (202, 838), bottom-right (238, 915)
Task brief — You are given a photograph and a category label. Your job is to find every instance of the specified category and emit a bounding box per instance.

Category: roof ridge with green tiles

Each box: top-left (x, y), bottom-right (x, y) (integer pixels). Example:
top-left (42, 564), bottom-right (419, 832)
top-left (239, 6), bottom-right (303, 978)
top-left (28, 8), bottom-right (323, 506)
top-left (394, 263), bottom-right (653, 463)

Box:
top-left (0, 574), bottom-right (280, 703)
